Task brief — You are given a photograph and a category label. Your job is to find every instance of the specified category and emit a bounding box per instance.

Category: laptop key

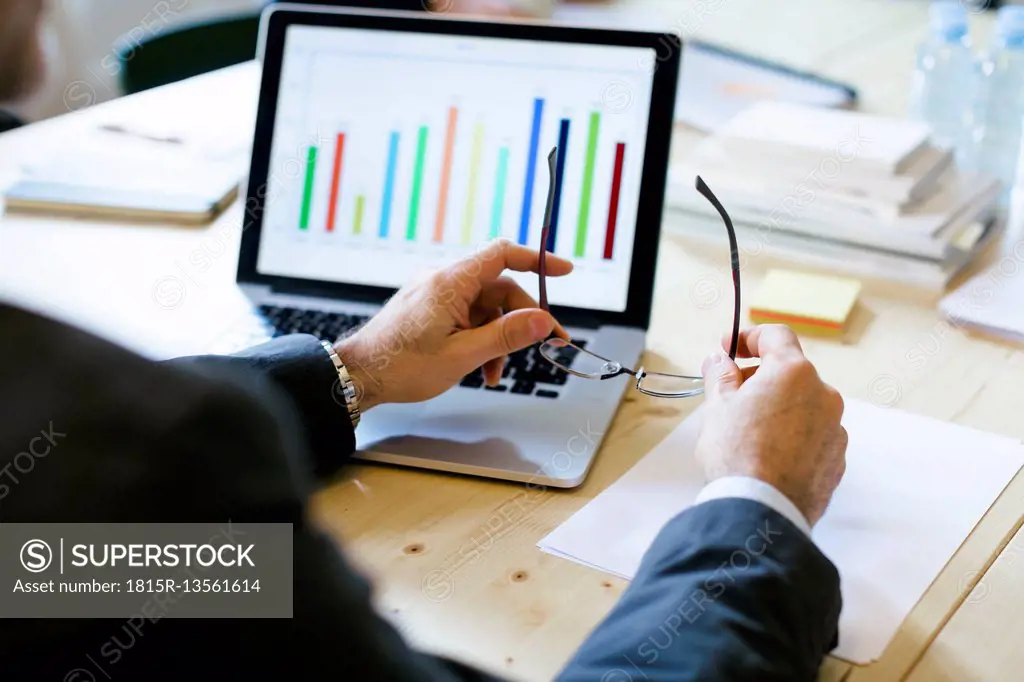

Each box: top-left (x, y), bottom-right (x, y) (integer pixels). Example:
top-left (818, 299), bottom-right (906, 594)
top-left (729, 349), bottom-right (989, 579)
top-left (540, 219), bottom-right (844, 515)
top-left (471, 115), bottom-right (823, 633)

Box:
top-left (460, 371), bottom-right (484, 388)
top-left (536, 390), bottom-right (559, 399)
top-left (510, 380), bottom-right (535, 395)
top-left (484, 384), bottom-right (508, 392)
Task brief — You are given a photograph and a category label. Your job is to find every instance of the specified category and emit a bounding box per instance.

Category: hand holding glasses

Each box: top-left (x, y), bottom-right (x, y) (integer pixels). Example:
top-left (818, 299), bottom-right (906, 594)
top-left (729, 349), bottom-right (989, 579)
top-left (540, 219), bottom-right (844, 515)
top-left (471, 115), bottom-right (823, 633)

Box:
top-left (536, 147), bottom-right (741, 398)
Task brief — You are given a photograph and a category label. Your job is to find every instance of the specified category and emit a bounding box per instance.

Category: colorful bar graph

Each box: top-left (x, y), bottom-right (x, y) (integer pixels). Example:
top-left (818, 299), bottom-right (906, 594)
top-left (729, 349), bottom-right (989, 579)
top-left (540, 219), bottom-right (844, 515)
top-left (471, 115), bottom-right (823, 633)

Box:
top-left (604, 142), bottom-right (626, 260)
top-left (547, 118), bottom-right (571, 252)
top-left (434, 107), bottom-right (459, 243)
top-left (407, 125), bottom-right (429, 241)
top-left (575, 112), bottom-right (601, 257)
top-left (353, 194), bottom-right (366, 235)
top-left (490, 146), bottom-right (509, 239)
top-left (299, 145), bottom-right (318, 230)
top-left (325, 133), bottom-right (346, 233)
top-left (461, 122), bottom-right (485, 245)
top-left (380, 132), bottom-right (399, 239)
top-left (518, 97), bottom-right (545, 245)
top-left (294, 99), bottom-right (628, 252)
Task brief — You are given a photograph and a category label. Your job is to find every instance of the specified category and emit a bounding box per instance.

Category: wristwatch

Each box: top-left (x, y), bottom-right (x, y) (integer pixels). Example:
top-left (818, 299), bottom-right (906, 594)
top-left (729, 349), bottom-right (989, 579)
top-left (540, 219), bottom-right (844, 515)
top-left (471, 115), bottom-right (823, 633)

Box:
top-left (320, 340), bottom-right (361, 428)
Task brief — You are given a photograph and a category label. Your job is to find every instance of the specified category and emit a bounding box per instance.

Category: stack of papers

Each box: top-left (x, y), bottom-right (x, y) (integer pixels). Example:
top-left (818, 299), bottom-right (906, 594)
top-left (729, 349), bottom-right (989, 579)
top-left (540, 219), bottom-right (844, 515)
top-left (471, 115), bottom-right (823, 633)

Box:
top-left (539, 400), bottom-right (1024, 665)
top-left (667, 102), bottom-right (1002, 289)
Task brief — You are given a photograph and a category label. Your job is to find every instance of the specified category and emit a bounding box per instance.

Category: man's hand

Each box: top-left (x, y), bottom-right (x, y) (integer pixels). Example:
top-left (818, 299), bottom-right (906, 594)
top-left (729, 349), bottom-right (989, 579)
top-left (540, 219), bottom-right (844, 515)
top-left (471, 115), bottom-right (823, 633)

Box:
top-left (335, 239), bottom-right (571, 411)
top-left (695, 325), bottom-right (848, 527)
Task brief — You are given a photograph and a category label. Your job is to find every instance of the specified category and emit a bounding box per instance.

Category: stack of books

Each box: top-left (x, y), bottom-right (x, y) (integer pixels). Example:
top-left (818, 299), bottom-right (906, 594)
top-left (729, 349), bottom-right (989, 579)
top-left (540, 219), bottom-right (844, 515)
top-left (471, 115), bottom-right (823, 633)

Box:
top-left (666, 102), bottom-right (1002, 290)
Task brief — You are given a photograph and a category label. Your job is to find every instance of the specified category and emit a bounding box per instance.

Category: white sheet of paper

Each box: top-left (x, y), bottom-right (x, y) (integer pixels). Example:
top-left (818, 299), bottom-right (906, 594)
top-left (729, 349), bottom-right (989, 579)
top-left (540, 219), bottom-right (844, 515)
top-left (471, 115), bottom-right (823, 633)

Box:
top-left (539, 399), bottom-right (1024, 664)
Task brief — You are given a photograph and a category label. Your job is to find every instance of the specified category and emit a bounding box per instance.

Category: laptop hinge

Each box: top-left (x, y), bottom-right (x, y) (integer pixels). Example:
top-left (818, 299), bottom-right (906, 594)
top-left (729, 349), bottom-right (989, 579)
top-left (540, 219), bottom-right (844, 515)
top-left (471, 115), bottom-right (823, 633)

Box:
top-left (267, 283), bottom-right (614, 330)
top-left (271, 280), bottom-right (393, 305)
top-left (549, 308), bottom-right (607, 331)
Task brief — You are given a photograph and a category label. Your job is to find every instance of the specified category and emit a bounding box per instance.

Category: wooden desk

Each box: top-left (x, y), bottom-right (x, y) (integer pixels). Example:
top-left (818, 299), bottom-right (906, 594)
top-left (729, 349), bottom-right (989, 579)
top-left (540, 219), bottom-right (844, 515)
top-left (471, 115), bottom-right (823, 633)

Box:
top-left (1, 2), bottom-right (1021, 680)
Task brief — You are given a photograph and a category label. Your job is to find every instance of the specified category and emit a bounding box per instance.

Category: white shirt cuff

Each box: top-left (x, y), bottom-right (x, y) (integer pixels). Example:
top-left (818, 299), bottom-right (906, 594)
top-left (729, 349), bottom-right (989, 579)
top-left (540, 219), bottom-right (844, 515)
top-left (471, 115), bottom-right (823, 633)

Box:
top-left (694, 476), bottom-right (812, 537)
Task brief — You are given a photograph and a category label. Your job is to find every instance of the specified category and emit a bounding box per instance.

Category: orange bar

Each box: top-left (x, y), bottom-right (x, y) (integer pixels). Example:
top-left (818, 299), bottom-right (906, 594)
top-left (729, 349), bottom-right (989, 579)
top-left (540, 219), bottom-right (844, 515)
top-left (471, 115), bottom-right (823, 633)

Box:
top-left (326, 132), bottom-right (346, 232)
top-left (433, 106), bottom-right (459, 243)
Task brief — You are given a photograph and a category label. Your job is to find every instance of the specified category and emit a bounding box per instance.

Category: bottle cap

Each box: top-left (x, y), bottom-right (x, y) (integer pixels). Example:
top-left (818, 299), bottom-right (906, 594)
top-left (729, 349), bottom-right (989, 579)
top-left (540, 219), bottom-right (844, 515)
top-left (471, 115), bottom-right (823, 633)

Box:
top-left (929, 1), bottom-right (968, 42)
top-left (996, 6), bottom-right (1024, 47)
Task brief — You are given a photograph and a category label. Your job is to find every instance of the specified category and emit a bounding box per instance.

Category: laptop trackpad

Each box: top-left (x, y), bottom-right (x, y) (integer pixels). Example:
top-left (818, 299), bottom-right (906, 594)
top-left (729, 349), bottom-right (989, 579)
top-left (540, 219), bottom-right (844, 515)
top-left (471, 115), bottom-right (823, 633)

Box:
top-left (355, 394), bottom-right (605, 483)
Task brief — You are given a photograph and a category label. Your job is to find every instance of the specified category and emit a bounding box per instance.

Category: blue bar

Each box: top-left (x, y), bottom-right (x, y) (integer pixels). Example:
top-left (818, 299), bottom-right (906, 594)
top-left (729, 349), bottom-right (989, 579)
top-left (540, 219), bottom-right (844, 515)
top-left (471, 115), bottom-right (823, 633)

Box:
top-left (379, 131), bottom-right (399, 238)
top-left (517, 97), bottom-right (545, 246)
top-left (548, 118), bottom-right (571, 252)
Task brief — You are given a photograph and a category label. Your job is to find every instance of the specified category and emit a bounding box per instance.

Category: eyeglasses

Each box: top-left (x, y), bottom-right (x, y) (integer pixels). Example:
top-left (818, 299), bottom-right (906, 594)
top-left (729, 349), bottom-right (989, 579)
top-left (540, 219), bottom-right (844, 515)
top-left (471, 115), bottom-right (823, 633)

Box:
top-left (537, 147), bottom-right (741, 398)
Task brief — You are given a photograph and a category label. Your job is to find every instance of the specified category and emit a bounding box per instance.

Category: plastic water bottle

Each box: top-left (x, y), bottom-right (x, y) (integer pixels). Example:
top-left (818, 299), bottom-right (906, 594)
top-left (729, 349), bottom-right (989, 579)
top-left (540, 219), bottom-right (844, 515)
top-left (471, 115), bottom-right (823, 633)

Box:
top-left (966, 6), bottom-right (1024, 204)
top-left (909, 2), bottom-right (974, 157)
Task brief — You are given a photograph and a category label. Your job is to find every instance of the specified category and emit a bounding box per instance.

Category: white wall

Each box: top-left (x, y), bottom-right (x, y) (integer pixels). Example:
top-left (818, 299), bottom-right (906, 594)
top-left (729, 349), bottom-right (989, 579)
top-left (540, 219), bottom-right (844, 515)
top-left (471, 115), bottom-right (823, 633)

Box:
top-left (15, 0), bottom-right (264, 121)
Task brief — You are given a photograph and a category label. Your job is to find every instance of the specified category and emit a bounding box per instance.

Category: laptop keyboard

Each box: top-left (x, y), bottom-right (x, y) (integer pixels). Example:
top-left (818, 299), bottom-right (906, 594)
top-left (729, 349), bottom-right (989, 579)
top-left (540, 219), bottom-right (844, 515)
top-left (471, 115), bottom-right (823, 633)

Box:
top-left (458, 339), bottom-right (587, 399)
top-left (241, 305), bottom-right (584, 401)
top-left (257, 305), bottom-right (369, 341)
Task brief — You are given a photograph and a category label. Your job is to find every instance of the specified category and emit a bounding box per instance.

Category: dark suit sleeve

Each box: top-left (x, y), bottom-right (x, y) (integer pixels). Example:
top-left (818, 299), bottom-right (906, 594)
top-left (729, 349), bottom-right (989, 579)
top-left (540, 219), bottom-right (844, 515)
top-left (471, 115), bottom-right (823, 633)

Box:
top-left (558, 499), bottom-right (842, 682)
top-left (167, 334), bottom-right (356, 478)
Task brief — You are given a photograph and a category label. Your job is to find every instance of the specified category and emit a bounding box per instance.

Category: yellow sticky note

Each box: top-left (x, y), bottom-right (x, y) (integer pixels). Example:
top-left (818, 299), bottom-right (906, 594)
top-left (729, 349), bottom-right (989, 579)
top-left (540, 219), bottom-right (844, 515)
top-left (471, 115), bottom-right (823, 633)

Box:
top-left (749, 269), bottom-right (861, 335)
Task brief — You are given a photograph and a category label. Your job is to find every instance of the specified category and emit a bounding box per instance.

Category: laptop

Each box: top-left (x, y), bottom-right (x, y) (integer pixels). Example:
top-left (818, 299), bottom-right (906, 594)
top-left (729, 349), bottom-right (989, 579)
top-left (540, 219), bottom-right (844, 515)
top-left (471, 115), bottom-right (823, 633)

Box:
top-left (225, 4), bottom-right (681, 488)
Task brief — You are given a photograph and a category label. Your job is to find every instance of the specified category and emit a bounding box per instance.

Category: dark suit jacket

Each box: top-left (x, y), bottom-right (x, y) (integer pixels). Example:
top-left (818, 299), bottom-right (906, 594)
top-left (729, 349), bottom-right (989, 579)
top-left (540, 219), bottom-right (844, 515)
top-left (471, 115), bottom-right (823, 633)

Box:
top-left (0, 303), bottom-right (841, 680)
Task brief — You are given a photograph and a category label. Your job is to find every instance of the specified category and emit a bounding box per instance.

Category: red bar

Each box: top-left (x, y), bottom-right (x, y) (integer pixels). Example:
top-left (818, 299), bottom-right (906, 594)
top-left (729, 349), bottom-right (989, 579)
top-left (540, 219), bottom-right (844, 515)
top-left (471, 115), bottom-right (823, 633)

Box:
top-left (326, 133), bottom-right (346, 232)
top-left (603, 142), bottom-right (626, 260)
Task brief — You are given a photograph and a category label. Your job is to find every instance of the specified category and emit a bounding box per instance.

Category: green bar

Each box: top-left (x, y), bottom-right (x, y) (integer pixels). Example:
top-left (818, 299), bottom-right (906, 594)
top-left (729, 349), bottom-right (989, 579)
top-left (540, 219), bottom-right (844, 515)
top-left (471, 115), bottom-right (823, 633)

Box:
top-left (407, 125), bottom-right (429, 241)
top-left (353, 194), bottom-right (365, 235)
top-left (575, 111), bottom-right (601, 257)
top-left (489, 146), bottom-right (509, 239)
top-left (299, 146), bottom-right (318, 230)
top-left (462, 123), bottom-right (485, 245)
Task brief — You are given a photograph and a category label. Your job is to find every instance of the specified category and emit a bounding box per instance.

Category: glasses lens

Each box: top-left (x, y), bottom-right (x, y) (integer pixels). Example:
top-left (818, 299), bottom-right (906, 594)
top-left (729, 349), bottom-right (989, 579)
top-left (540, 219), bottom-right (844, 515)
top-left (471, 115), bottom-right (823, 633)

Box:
top-left (637, 371), bottom-right (705, 398)
top-left (540, 339), bottom-right (624, 378)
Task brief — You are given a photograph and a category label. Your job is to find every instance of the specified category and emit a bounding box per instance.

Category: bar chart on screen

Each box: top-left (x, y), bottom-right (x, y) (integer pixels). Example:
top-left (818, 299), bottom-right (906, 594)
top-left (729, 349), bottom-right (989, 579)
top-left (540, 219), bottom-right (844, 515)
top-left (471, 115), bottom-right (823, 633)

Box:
top-left (293, 106), bottom-right (631, 257)
top-left (257, 26), bottom-right (655, 313)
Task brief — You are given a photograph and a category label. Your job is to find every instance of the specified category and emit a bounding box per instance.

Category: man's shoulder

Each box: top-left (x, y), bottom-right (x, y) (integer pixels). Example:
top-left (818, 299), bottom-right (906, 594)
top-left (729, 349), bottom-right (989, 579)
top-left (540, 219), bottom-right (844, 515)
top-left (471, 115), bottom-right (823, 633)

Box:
top-left (0, 303), bottom-right (258, 427)
top-left (0, 304), bottom-right (302, 522)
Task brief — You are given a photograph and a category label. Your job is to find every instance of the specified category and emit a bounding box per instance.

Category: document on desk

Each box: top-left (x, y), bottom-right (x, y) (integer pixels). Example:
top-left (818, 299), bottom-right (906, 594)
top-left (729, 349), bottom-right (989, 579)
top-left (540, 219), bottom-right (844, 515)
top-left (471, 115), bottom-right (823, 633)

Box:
top-left (538, 399), bottom-right (1024, 664)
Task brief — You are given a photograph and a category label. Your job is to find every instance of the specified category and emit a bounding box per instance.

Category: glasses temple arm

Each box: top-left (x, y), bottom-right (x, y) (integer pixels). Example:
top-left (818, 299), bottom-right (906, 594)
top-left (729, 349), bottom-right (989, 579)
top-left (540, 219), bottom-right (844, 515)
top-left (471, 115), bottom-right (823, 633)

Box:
top-left (694, 175), bottom-right (741, 361)
top-left (539, 147), bottom-right (558, 311)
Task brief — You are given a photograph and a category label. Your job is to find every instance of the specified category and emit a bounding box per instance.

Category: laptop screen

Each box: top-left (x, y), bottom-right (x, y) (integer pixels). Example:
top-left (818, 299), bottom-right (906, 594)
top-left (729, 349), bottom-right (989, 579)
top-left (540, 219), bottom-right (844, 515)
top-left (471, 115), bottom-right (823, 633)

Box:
top-left (255, 23), bottom-right (656, 314)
